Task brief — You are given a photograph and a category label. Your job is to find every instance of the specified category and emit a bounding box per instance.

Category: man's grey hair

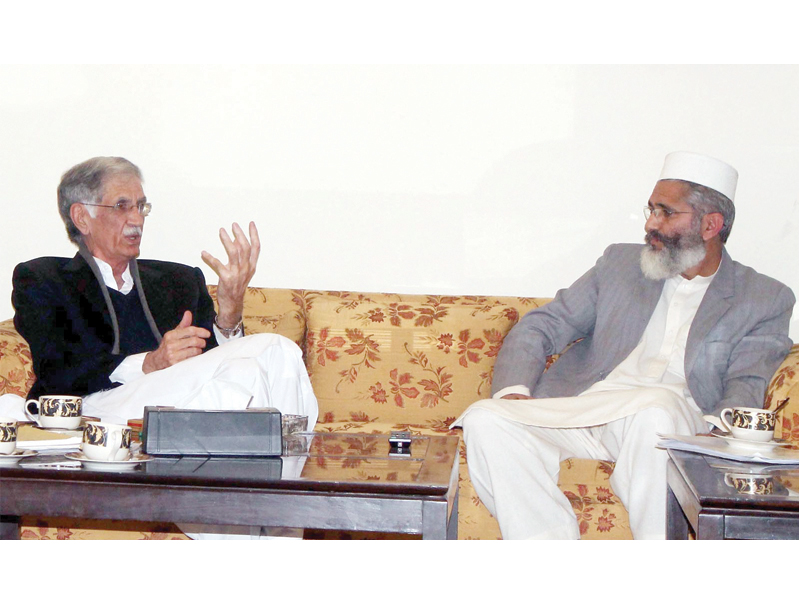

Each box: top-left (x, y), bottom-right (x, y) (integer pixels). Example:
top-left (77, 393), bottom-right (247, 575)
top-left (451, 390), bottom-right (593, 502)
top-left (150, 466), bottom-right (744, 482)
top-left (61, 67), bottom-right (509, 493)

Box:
top-left (668, 179), bottom-right (735, 244)
top-left (57, 156), bottom-right (143, 245)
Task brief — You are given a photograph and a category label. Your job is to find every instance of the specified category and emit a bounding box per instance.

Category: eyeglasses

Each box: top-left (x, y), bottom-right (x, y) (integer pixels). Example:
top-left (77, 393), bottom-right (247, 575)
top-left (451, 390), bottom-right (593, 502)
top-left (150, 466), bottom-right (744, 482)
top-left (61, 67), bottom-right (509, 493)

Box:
top-left (80, 199), bottom-right (152, 217)
top-left (643, 206), bottom-right (694, 221)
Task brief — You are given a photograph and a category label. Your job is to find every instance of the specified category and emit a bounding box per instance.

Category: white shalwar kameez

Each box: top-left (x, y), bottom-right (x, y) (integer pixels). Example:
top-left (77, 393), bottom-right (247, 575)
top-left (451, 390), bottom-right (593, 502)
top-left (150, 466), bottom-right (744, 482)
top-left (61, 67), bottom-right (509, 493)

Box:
top-left (453, 272), bottom-right (715, 540)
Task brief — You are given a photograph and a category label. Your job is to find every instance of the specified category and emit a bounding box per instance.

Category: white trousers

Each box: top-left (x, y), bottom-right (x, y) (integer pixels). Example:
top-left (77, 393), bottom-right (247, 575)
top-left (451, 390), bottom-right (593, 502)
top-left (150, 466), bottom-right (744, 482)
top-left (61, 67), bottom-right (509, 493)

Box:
top-left (461, 397), bottom-right (699, 540)
top-left (84, 333), bottom-right (318, 541)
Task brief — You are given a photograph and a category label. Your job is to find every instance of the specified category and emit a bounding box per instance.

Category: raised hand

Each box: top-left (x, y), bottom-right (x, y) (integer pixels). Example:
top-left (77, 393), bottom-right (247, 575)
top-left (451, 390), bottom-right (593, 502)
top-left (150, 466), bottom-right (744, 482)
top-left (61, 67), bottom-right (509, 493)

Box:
top-left (142, 311), bottom-right (210, 373)
top-left (200, 221), bottom-right (261, 330)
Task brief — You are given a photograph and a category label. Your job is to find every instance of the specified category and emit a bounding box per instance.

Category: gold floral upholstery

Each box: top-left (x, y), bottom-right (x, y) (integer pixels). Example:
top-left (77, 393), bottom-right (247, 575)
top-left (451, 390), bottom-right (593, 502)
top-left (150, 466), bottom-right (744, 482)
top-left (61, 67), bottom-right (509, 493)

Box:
top-left (208, 285), bottom-right (307, 348)
top-left (2, 288), bottom-right (797, 541)
top-left (17, 518), bottom-right (188, 540)
top-left (0, 319), bottom-right (35, 397)
top-left (765, 345), bottom-right (799, 448)
top-left (303, 291), bottom-right (549, 428)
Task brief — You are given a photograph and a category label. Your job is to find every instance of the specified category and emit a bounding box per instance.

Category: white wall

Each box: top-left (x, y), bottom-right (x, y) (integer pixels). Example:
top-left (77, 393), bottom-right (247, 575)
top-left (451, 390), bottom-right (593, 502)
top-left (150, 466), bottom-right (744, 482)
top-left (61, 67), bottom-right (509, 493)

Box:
top-left (1, 64), bottom-right (797, 340)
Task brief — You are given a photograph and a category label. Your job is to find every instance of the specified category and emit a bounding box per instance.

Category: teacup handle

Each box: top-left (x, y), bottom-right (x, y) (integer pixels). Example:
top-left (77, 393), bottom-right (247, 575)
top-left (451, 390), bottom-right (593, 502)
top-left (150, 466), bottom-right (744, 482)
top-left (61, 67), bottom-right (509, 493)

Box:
top-left (723, 473), bottom-right (734, 488)
top-left (100, 431), bottom-right (123, 461)
top-left (24, 399), bottom-right (41, 424)
top-left (719, 408), bottom-right (734, 432)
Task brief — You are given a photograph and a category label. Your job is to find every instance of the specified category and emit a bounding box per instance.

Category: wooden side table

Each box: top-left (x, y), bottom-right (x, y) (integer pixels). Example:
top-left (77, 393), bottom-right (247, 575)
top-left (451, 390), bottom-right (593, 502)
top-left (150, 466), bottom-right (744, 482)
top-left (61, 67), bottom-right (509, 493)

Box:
top-left (666, 449), bottom-right (798, 540)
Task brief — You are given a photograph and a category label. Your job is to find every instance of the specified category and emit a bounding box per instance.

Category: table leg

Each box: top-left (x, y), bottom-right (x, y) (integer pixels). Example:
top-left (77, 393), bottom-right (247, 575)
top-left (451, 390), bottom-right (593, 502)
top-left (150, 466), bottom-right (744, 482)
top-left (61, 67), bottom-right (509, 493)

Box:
top-left (697, 512), bottom-right (725, 540)
top-left (422, 500), bottom-right (449, 540)
top-left (0, 516), bottom-right (21, 540)
top-left (446, 489), bottom-right (459, 540)
top-left (666, 484), bottom-right (689, 540)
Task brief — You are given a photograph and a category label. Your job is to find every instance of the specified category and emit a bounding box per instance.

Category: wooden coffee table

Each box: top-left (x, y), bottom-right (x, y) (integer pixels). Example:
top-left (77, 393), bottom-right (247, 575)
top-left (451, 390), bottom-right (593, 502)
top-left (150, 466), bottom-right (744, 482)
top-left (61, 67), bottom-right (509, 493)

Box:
top-left (666, 449), bottom-right (798, 540)
top-left (0, 432), bottom-right (460, 540)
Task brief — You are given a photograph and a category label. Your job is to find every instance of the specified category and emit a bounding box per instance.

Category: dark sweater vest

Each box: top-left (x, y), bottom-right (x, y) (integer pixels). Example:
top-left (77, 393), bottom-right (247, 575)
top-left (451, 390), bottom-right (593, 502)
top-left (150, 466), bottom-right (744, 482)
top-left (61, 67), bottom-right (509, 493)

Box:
top-left (108, 286), bottom-right (159, 355)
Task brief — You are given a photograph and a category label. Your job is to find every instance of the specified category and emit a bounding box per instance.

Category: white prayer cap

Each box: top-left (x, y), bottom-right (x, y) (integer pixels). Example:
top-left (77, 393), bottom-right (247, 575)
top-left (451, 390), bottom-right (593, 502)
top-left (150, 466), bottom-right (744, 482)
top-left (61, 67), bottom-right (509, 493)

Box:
top-left (659, 151), bottom-right (738, 201)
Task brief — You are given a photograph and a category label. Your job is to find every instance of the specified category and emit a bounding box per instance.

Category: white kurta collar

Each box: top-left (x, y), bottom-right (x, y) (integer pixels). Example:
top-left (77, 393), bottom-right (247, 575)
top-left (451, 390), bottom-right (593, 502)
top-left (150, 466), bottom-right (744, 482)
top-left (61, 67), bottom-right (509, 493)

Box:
top-left (93, 257), bottom-right (134, 295)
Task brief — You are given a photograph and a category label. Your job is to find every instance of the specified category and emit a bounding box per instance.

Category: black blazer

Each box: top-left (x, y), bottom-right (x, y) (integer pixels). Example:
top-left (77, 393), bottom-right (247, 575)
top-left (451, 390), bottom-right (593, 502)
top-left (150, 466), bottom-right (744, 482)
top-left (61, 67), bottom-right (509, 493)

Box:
top-left (12, 253), bottom-right (218, 399)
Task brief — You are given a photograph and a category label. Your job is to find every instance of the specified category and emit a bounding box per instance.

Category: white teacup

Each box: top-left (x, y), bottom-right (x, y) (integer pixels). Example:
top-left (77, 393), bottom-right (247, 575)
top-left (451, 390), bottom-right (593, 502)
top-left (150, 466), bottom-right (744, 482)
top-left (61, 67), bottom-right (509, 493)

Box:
top-left (0, 420), bottom-right (17, 455)
top-left (724, 472), bottom-right (774, 495)
top-left (281, 414), bottom-right (308, 437)
top-left (82, 422), bottom-right (132, 462)
top-left (25, 395), bottom-right (83, 430)
top-left (281, 414), bottom-right (310, 454)
top-left (720, 406), bottom-right (776, 443)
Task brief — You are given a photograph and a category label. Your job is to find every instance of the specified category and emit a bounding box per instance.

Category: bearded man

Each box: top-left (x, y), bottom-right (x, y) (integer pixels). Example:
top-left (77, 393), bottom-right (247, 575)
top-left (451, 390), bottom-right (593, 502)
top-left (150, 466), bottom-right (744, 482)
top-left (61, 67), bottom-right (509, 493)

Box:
top-left (453, 151), bottom-right (795, 540)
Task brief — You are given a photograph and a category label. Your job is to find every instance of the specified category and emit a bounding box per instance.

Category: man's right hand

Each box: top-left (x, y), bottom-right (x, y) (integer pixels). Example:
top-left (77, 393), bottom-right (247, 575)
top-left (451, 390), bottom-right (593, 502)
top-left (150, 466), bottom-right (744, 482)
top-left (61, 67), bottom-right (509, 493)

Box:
top-left (502, 393), bottom-right (533, 399)
top-left (142, 311), bottom-right (211, 374)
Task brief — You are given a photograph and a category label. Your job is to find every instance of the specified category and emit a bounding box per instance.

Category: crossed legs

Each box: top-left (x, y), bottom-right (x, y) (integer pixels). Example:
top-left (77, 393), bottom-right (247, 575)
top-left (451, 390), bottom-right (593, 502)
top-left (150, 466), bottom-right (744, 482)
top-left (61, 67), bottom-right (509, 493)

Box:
top-left (83, 332), bottom-right (318, 428)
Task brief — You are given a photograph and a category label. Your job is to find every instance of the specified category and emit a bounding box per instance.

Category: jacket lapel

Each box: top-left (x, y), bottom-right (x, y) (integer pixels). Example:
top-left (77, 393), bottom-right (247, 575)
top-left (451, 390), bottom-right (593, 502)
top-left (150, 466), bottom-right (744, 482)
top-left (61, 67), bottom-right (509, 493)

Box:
top-left (63, 253), bottom-right (114, 330)
top-left (132, 261), bottom-right (166, 340)
top-left (684, 248), bottom-right (735, 377)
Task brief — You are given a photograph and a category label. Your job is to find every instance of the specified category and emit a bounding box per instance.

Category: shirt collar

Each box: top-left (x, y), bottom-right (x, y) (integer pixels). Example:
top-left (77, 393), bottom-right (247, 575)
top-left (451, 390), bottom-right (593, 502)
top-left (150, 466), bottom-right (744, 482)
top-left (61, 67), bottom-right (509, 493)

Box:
top-left (92, 257), bottom-right (134, 295)
top-left (670, 262), bottom-right (719, 291)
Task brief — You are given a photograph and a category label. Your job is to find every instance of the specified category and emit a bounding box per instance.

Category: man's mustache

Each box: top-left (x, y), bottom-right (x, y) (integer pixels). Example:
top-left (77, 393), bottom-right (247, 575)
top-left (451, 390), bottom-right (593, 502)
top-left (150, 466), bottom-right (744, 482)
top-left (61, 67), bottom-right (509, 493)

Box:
top-left (646, 230), bottom-right (661, 244)
top-left (123, 226), bottom-right (143, 237)
top-left (645, 230), bottom-right (678, 248)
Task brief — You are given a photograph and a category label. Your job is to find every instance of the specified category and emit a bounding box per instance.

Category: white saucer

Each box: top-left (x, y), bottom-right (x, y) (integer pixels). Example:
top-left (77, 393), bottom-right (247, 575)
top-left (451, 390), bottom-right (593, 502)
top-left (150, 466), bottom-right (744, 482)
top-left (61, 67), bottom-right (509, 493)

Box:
top-left (0, 449), bottom-right (39, 465)
top-left (64, 451), bottom-right (153, 471)
top-left (32, 424), bottom-right (83, 433)
top-left (711, 432), bottom-right (790, 454)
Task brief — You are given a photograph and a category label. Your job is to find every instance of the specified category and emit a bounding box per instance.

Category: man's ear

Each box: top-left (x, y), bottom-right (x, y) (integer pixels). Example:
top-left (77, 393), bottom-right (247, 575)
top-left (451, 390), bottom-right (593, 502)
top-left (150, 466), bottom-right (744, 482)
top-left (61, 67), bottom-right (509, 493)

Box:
top-left (701, 212), bottom-right (724, 242)
top-left (69, 203), bottom-right (91, 235)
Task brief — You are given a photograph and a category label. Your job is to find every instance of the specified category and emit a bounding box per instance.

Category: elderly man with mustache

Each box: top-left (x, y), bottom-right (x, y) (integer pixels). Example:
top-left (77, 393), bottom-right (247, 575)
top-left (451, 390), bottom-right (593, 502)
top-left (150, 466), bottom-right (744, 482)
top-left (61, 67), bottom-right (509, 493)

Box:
top-left (8, 156), bottom-right (318, 538)
top-left (12, 156), bottom-right (316, 427)
top-left (453, 152), bottom-right (795, 540)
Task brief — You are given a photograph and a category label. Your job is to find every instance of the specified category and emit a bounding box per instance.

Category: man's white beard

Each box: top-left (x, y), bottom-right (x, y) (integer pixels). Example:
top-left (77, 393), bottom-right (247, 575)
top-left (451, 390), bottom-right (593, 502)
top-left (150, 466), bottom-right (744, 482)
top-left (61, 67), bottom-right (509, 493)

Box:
top-left (640, 232), bottom-right (706, 280)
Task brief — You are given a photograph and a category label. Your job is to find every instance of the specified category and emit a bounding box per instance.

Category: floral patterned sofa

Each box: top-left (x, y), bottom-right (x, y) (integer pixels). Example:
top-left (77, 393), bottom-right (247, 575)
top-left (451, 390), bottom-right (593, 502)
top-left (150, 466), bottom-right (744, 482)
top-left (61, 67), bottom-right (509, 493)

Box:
top-left (1, 286), bottom-right (797, 540)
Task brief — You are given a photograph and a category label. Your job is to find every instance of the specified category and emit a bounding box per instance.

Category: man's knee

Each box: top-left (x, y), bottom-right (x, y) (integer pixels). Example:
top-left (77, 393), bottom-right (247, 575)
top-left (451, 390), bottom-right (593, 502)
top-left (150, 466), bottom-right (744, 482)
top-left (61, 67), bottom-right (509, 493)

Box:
top-left (253, 333), bottom-right (303, 358)
top-left (627, 404), bottom-right (677, 435)
top-left (461, 407), bottom-right (510, 447)
top-left (237, 333), bottom-right (305, 375)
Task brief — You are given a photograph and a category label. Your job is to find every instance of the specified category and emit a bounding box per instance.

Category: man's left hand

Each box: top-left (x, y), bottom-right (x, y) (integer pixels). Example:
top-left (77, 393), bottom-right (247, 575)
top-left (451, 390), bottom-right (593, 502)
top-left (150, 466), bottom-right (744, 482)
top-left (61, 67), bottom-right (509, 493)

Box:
top-left (201, 221), bottom-right (261, 328)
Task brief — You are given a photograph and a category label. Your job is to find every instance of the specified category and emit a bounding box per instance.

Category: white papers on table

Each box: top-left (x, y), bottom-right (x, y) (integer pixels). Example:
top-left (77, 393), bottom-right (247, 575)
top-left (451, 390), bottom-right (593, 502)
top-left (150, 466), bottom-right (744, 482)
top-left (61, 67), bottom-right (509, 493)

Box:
top-left (18, 438), bottom-right (82, 453)
top-left (17, 429), bottom-right (82, 453)
top-left (658, 434), bottom-right (799, 465)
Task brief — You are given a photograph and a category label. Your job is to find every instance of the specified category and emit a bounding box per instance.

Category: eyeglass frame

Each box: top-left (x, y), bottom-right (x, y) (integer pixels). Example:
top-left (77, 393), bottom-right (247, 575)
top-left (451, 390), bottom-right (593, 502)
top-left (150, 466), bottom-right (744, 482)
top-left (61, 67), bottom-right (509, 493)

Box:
top-left (643, 205), bottom-right (695, 221)
top-left (78, 199), bottom-right (152, 217)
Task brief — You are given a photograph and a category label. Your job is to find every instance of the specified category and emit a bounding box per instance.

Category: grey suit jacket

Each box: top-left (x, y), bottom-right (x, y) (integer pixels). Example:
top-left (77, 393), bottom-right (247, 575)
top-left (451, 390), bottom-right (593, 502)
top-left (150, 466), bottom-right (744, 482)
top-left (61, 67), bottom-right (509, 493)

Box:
top-left (491, 244), bottom-right (795, 415)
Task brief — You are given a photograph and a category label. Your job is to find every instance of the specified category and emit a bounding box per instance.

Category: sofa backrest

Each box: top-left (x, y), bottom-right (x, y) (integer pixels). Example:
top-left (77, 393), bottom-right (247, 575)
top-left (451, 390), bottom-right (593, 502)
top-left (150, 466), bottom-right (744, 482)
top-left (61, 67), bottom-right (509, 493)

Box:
top-left (233, 287), bottom-right (798, 443)
top-left (285, 289), bottom-right (551, 428)
top-left (2, 286), bottom-right (797, 447)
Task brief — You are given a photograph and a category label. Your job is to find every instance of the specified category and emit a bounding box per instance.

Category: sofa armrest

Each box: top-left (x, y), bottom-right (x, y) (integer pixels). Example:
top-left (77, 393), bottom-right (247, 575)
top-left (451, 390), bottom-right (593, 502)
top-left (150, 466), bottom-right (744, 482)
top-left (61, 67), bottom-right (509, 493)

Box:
top-left (0, 319), bottom-right (35, 397)
top-left (766, 344), bottom-right (798, 447)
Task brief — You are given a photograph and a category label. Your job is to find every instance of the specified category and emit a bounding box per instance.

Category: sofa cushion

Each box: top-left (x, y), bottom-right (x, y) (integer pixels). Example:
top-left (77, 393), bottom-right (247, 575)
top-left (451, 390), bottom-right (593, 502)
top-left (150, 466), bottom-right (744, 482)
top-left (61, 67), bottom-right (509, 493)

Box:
top-left (302, 290), bottom-right (551, 427)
